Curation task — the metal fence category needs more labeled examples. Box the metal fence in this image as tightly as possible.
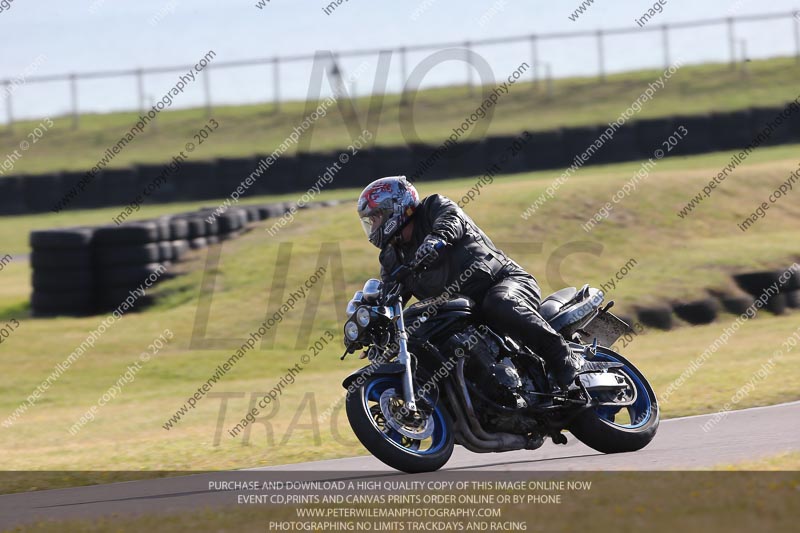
[2,9,799,130]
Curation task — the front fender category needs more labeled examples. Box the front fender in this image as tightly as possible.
[341,362,412,391]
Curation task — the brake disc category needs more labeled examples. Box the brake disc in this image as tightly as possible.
[379,388,435,440]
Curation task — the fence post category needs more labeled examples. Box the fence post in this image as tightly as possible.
[272,57,280,113]
[3,81,12,131]
[545,63,554,98]
[69,73,79,130]
[530,34,539,90]
[794,11,800,64]
[727,17,736,69]
[136,68,145,115]
[203,67,212,118]
[740,39,749,76]
[465,40,474,96]
[662,24,671,69]
[596,30,605,82]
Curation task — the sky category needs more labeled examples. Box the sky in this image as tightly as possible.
[1,0,799,121]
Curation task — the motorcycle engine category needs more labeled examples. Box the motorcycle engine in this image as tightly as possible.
[444,326,526,409]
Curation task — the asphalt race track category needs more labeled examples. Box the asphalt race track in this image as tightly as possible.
[1,401,798,529]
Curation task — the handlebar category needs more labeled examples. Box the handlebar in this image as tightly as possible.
[388,240,447,282]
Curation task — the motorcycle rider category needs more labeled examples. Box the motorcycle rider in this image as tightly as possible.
[357,175,584,390]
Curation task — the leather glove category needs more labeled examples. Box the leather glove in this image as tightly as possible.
[414,235,445,266]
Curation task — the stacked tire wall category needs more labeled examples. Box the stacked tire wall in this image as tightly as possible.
[28,201,332,316]
[5,103,800,215]
[631,265,800,331]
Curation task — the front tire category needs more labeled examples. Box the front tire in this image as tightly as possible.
[568,348,659,454]
[346,376,454,473]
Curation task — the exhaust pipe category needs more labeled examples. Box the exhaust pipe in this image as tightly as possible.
[442,360,528,453]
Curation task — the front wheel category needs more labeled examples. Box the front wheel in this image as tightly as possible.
[346,376,454,473]
[567,347,659,454]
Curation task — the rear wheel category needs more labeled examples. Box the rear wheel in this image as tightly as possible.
[568,348,659,453]
[346,376,454,473]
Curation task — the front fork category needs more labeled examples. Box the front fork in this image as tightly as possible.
[393,298,418,413]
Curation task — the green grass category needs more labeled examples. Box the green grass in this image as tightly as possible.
[715,451,800,470]
[1,143,799,479]
[2,56,800,175]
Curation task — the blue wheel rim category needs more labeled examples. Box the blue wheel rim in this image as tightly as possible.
[363,377,448,455]
[590,350,653,429]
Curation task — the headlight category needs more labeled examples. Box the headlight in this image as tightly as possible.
[344,321,360,341]
[356,307,371,328]
[346,291,364,317]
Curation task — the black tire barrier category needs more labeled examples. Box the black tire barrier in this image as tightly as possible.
[334,150,376,189]
[561,126,603,166]
[766,294,787,315]
[710,110,754,151]
[30,227,94,249]
[100,168,141,208]
[215,156,257,180]
[598,126,638,164]
[135,163,177,204]
[669,115,713,156]
[204,217,219,236]
[234,208,249,228]
[750,107,793,146]
[32,269,93,292]
[786,290,800,309]
[244,206,260,223]
[484,136,525,174]
[11,104,800,216]
[785,269,800,291]
[172,240,190,261]
[438,140,488,180]
[719,294,754,315]
[155,217,171,241]
[0,176,25,215]
[182,217,207,239]
[296,152,337,189]
[216,211,242,234]
[97,263,168,288]
[31,248,92,270]
[257,205,277,219]
[158,241,174,262]
[59,170,105,209]
[673,298,719,325]
[31,291,94,316]
[636,306,673,330]
[23,173,63,213]
[95,243,161,267]
[169,218,189,240]
[94,222,160,246]
[29,200,321,316]
[634,118,674,158]
[733,271,781,297]
[522,129,569,170]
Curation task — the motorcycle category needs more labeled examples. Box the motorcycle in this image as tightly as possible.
[340,244,659,473]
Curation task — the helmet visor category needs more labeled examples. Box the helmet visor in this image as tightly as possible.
[360,214,384,239]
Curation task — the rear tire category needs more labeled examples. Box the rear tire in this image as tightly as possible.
[568,348,659,454]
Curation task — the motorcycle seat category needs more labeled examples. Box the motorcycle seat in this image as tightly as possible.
[540,285,605,332]
[406,295,475,316]
[539,287,578,321]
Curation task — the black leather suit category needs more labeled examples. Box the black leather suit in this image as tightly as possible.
[378,194,572,372]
